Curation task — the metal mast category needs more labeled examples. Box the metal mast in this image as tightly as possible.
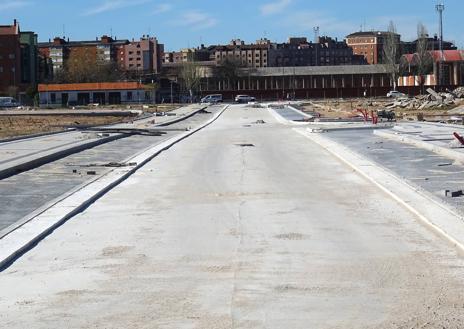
[436,3,445,86]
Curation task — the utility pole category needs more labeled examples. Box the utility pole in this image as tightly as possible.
[313,26,320,43]
[436,3,445,87]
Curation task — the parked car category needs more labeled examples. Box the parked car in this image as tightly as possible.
[235,95,256,103]
[386,90,406,98]
[0,97,20,108]
[200,94,223,104]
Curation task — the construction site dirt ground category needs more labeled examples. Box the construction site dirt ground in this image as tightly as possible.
[0,105,180,139]
[300,98,464,121]
[0,115,133,139]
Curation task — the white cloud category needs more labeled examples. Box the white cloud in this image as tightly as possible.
[260,0,292,16]
[0,0,32,10]
[83,0,150,16]
[174,10,218,30]
[152,3,172,15]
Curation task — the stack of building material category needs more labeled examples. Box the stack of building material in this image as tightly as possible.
[386,87,464,110]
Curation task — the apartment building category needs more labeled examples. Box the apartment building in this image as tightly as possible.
[214,39,270,68]
[0,20,39,94]
[0,20,22,92]
[346,31,401,64]
[401,34,457,54]
[163,46,212,64]
[38,36,130,76]
[124,36,164,74]
[268,36,366,67]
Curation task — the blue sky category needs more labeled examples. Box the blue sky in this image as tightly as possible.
[1,0,462,51]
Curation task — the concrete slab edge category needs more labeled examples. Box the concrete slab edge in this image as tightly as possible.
[295,128,464,252]
[374,130,464,163]
[0,105,229,271]
[0,134,126,180]
[0,129,75,145]
[267,108,309,126]
[157,106,207,126]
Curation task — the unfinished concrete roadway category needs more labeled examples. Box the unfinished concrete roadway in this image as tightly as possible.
[1,105,464,328]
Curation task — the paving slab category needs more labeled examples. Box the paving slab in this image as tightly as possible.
[0,105,228,270]
[1,105,464,328]
[0,105,205,179]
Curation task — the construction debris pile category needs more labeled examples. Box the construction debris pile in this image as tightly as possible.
[386,87,464,110]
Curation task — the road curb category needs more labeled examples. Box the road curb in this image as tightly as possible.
[295,128,464,252]
[374,129,464,163]
[0,105,228,271]
[0,106,205,180]
[0,133,126,180]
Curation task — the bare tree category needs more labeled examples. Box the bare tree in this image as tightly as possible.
[53,51,124,84]
[215,58,243,91]
[415,23,433,94]
[383,21,400,90]
[180,60,201,103]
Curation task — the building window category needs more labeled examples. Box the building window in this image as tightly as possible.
[0,67,3,73]
[137,51,141,55]
[129,58,133,61]
[127,91,132,100]
[9,54,15,59]
[50,93,56,103]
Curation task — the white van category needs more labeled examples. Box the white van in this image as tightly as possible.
[0,97,20,108]
[200,94,223,104]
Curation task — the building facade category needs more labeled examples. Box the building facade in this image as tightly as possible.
[346,31,401,65]
[38,36,130,77]
[399,50,464,87]
[163,46,212,64]
[38,35,164,78]
[38,82,149,106]
[124,36,164,74]
[20,31,38,86]
[0,20,22,93]
[268,36,366,67]
[401,35,457,54]
[214,39,270,68]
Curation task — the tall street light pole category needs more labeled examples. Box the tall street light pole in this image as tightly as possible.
[436,3,445,87]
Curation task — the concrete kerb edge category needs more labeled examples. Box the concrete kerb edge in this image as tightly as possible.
[0,133,127,180]
[294,128,464,252]
[267,107,309,126]
[157,106,207,127]
[0,129,76,145]
[0,105,203,180]
[374,129,464,163]
[0,105,229,271]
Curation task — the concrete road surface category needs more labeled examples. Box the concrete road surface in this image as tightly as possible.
[1,105,464,328]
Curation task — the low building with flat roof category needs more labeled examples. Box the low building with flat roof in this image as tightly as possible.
[38,82,150,106]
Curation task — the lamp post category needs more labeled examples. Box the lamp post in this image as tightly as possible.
[436,3,445,87]
[170,80,174,104]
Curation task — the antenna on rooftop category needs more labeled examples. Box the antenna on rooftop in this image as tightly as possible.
[62,24,66,38]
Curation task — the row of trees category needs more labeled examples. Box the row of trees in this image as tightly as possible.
[383,21,434,93]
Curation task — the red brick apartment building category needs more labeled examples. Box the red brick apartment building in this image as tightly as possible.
[0,20,21,92]
[38,35,164,78]
[346,31,400,64]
